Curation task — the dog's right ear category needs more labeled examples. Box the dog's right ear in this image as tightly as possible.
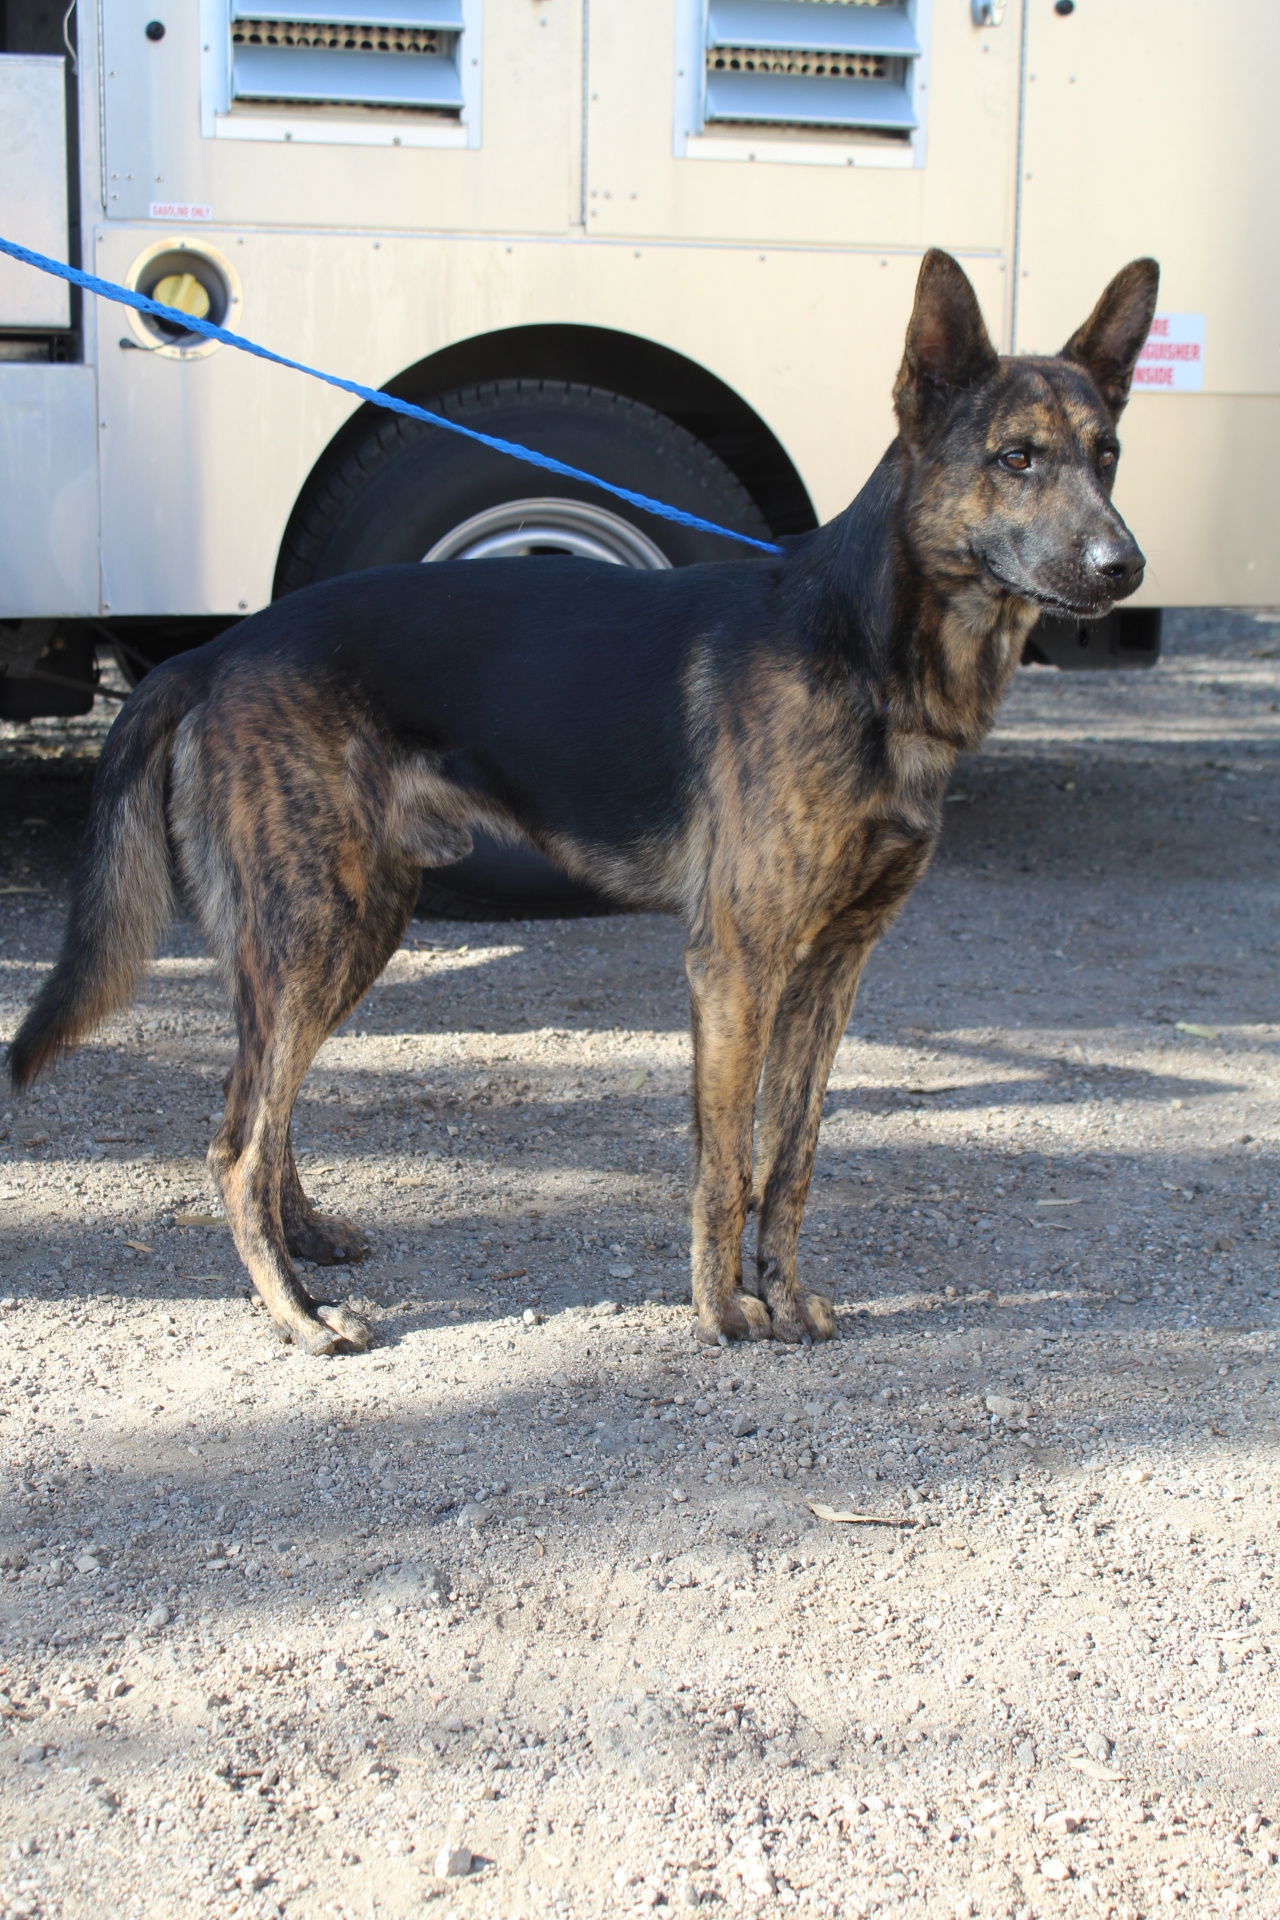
[894,250,999,446]
[1061,257,1160,419]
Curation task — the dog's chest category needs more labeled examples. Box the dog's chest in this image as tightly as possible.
[878,727,957,827]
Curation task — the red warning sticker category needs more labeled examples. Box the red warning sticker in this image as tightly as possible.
[149,201,214,222]
[1134,313,1204,393]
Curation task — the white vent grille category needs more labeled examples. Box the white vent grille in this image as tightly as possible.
[703,0,921,136]
[228,3,465,115]
[232,19,450,57]
[709,46,890,82]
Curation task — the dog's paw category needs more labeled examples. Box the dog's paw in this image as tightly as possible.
[767,1286,836,1346]
[286,1213,370,1266]
[293,1302,373,1356]
[697,1290,772,1345]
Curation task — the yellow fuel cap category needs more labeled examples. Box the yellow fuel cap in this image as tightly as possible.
[152,271,210,320]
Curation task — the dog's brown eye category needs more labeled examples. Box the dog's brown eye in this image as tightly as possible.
[999,448,1032,473]
[1099,448,1118,471]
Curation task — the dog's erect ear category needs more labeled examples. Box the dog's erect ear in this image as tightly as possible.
[1061,258,1160,418]
[894,250,999,444]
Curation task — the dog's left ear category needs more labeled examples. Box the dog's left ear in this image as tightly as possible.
[894,250,1000,445]
[1061,258,1160,418]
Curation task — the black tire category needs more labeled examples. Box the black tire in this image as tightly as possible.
[276,381,771,918]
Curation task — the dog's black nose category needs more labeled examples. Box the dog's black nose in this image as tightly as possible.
[1085,533,1145,594]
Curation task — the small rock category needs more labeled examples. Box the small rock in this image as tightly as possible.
[459,1501,492,1527]
[0,1539,29,1571]
[318,1653,347,1681]
[1039,1856,1071,1882]
[670,1487,689,1505]
[731,1411,756,1438]
[984,1393,1030,1422]
[74,1552,103,1574]
[19,1744,47,1765]
[1044,1811,1080,1836]
[1084,1730,1113,1762]
[434,1844,473,1879]
[102,1676,129,1700]
[608,1265,635,1281]
[1015,1738,1037,1771]
[593,1298,621,1317]
[522,1308,541,1326]
[143,1604,171,1631]
[734,1838,776,1898]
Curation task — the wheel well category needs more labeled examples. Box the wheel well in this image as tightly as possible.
[277,325,816,588]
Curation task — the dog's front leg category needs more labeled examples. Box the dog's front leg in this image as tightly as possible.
[755,850,934,1339]
[685,942,780,1344]
[752,936,868,1343]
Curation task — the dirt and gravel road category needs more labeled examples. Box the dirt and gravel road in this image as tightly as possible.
[0,609,1277,1920]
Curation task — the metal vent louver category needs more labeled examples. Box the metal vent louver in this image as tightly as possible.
[704,0,921,135]
[229,2,465,114]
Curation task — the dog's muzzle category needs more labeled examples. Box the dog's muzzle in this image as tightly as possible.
[1083,530,1145,600]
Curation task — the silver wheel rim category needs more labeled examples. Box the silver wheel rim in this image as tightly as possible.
[422,496,672,568]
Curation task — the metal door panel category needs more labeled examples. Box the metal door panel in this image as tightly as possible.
[0,57,70,329]
[0,368,98,616]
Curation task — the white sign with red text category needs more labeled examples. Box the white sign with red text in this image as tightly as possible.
[1134,312,1205,393]
[149,201,213,222]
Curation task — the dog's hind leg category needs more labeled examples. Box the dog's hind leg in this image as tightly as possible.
[215,1034,362,1354]
[175,691,426,1348]
[685,940,782,1345]
[213,1075,369,1267]
[273,862,424,1267]
[212,855,420,1349]
[280,1141,371,1267]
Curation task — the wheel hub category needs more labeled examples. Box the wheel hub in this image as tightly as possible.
[422,496,672,568]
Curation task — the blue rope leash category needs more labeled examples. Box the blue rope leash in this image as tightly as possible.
[0,233,783,556]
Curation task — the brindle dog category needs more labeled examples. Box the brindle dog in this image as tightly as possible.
[9,251,1158,1356]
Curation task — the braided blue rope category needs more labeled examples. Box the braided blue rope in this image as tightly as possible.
[0,233,783,556]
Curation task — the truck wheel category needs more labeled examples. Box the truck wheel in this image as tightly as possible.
[277,381,771,918]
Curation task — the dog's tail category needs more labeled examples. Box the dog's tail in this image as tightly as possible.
[9,661,195,1090]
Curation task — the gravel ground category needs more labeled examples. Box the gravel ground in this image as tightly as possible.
[0,609,1277,1920]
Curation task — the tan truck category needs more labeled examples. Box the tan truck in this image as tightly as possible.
[1,1,1274,723]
